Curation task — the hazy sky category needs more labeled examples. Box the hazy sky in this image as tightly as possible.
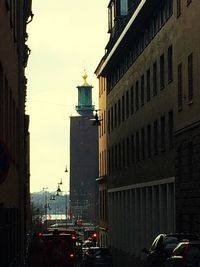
[26,0,109,193]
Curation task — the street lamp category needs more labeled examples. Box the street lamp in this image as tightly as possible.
[42,187,48,231]
[50,195,55,201]
[91,109,102,126]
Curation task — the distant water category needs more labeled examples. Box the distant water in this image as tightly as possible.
[42,214,67,221]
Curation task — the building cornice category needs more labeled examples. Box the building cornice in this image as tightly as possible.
[108,177,175,193]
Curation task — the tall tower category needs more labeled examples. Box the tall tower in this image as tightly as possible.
[69,73,99,225]
[76,72,94,116]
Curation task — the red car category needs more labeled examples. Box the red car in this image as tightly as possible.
[42,232,77,267]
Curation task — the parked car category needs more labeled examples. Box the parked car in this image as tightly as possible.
[142,233,200,267]
[81,247,113,267]
[164,240,200,267]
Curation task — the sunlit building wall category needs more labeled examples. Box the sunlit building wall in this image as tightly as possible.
[95,59,108,247]
[95,0,199,266]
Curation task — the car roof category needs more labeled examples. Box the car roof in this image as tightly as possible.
[179,240,200,245]
[167,233,199,237]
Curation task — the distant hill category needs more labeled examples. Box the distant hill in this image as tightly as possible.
[31,191,69,215]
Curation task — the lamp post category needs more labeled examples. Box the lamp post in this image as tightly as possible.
[42,187,48,231]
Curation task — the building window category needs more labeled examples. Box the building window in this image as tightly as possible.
[126,90,129,118]
[141,128,145,160]
[153,61,157,96]
[5,0,10,10]
[122,95,125,121]
[5,77,8,142]
[154,120,158,155]
[177,0,181,17]
[168,0,173,16]
[130,86,134,115]
[136,80,139,110]
[131,134,135,163]
[177,145,182,181]
[118,99,121,126]
[141,75,144,106]
[111,146,114,171]
[168,110,174,149]
[136,132,140,161]
[147,124,151,158]
[168,45,173,82]
[146,68,151,102]
[108,110,110,133]
[118,143,121,169]
[114,145,118,170]
[188,53,193,102]
[114,103,117,128]
[99,153,102,177]
[126,137,130,166]
[111,106,114,131]
[177,63,183,110]
[104,110,106,134]
[0,62,3,139]
[161,116,166,152]
[160,54,165,89]
[108,1,115,32]
[188,141,193,180]
[108,148,111,174]
[122,140,125,167]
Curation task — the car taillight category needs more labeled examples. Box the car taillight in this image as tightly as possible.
[69,253,75,258]
[181,244,189,265]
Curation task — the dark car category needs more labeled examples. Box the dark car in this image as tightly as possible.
[142,233,200,267]
[81,247,113,267]
[164,240,200,267]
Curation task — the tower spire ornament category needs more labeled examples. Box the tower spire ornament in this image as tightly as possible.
[76,71,94,116]
[82,71,89,86]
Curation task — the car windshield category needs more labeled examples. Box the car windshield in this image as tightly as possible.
[162,236,181,257]
[163,236,179,250]
[95,248,110,255]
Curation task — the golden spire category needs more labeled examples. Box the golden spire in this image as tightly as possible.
[82,70,89,86]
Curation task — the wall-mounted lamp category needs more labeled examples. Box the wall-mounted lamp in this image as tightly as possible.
[91,110,102,126]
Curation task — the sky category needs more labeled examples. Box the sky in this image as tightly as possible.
[26,0,109,193]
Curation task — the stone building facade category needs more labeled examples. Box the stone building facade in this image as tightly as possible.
[96,0,200,266]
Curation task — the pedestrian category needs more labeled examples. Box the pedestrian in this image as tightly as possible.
[27,232,47,267]
[46,229,69,267]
